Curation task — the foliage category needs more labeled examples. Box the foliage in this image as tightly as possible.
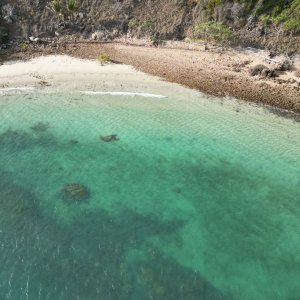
[207,0,223,14]
[128,19,155,37]
[128,18,139,28]
[98,54,111,64]
[49,0,79,22]
[259,14,271,26]
[150,35,163,47]
[255,0,300,19]
[20,43,29,51]
[0,26,9,43]
[66,0,79,13]
[194,21,234,46]
[51,0,61,13]
[289,0,300,18]
[141,21,155,34]
[259,6,300,34]
[256,1,300,54]
[284,18,300,33]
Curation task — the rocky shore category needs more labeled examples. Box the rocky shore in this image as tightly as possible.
[1,39,300,114]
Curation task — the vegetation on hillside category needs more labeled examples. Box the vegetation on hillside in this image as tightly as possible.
[192,0,300,53]
[50,0,79,21]
[194,21,235,47]
[1,0,299,53]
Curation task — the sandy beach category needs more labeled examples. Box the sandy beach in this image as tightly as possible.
[0,54,197,99]
[1,42,300,114]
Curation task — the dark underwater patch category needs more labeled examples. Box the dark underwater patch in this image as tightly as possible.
[0,128,57,152]
[30,121,50,133]
[0,173,224,299]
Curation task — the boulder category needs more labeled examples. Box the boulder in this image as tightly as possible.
[249,64,269,76]
[91,31,106,40]
[275,59,292,72]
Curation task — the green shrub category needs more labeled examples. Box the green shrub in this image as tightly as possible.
[66,0,79,12]
[284,18,300,33]
[259,14,271,25]
[51,0,61,13]
[128,18,139,28]
[141,21,155,34]
[259,7,300,34]
[20,43,29,51]
[150,35,163,47]
[194,21,235,46]
[98,54,111,64]
[288,0,300,19]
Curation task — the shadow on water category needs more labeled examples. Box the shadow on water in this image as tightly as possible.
[0,171,225,300]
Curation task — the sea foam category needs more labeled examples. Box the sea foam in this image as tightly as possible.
[79,91,167,98]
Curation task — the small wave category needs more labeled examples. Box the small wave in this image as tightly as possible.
[79,91,167,99]
[0,87,35,95]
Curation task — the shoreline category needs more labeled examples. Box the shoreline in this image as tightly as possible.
[1,41,300,114]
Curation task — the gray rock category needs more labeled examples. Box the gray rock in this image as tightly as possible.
[249,64,269,76]
[275,59,292,72]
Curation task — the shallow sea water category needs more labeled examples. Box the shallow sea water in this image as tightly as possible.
[0,91,300,300]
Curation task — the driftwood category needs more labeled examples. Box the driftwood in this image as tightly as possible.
[253,54,279,64]
[256,54,280,64]
[246,47,280,64]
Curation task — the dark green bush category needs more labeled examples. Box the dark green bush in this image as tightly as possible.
[194,21,235,46]
[0,26,9,43]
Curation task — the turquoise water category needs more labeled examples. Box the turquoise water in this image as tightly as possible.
[0,91,300,300]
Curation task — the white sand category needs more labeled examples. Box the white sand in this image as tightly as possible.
[0,55,198,98]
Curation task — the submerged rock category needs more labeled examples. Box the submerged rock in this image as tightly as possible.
[100,134,119,142]
[30,121,50,132]
[62,183,90,202]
